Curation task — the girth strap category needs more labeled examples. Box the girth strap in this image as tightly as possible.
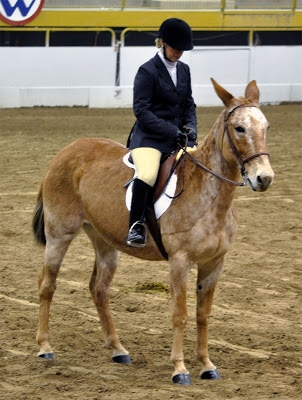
[145,206,168,260]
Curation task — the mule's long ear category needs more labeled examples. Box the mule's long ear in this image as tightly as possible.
[211,78,234,107]
[245,80,259,104]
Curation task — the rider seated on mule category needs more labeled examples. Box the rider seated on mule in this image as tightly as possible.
[126,18,198,248]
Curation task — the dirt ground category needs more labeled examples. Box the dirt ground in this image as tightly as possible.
[0,103,301,400]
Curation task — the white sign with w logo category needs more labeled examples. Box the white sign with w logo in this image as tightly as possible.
[0,0,45,26]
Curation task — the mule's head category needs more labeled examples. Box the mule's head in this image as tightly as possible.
[211,78,274,192]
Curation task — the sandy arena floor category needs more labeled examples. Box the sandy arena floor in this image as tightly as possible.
[0,103,301,399]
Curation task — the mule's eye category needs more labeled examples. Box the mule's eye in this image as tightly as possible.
[235,126,245,133]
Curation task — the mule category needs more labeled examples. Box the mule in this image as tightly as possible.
[32,78,274,385]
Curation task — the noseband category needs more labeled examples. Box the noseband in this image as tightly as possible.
[182,105,270,187]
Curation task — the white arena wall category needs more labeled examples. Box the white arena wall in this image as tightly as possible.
[0,46,301,108]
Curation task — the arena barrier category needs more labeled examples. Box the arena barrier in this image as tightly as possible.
[0,45,301,108]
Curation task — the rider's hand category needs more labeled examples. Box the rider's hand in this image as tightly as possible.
[176,129,187,147]
[185,127,197,142]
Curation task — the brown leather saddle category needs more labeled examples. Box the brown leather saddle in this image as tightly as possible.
[153,151,178,202]
[126,151,179,260]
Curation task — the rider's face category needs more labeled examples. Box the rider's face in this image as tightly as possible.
[164,44,184,62]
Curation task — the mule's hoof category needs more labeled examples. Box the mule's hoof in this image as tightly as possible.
[112,354,131,364]
[37,352,55,361]
[200,369,221,380]
[172,373,192,385]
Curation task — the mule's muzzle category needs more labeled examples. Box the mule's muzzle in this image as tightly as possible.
[248,173,274,192]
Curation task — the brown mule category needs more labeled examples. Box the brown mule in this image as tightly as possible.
[33,78,274,385]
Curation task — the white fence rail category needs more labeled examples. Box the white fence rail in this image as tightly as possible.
[0,46,301,108]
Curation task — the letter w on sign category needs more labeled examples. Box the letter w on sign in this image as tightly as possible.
[0,0,44,25]
[1,0,36,17]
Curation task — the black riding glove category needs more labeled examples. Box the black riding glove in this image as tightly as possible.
[176,129,187,147]
[186,128,197,143]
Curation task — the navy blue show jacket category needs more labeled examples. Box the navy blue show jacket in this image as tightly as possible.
[127,53,197,154]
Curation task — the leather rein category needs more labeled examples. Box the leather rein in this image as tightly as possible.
[180,105,270,187]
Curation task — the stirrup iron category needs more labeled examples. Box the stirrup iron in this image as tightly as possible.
[126,221,147,248]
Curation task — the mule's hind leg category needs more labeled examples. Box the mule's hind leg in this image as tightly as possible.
[36,235,74,360]
[84,223,131,364]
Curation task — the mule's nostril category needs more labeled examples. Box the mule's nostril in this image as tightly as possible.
[258,175,273,191]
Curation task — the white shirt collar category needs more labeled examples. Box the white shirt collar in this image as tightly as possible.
[157,50,177,86]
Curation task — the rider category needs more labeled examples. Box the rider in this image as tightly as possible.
[126,18,198,248]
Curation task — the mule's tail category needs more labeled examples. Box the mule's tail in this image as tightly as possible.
[32,183,46,246]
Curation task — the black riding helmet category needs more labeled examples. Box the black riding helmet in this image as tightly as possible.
[157,18,193,51]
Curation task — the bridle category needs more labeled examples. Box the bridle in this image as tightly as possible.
[181,105,270,187]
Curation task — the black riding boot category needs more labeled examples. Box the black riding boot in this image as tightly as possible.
[126,179,152,248]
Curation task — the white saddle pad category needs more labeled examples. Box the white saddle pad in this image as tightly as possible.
[123,153,177,219]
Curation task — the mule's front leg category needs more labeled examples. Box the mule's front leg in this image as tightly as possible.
[196,259,224,379]
[169,257,192,385]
